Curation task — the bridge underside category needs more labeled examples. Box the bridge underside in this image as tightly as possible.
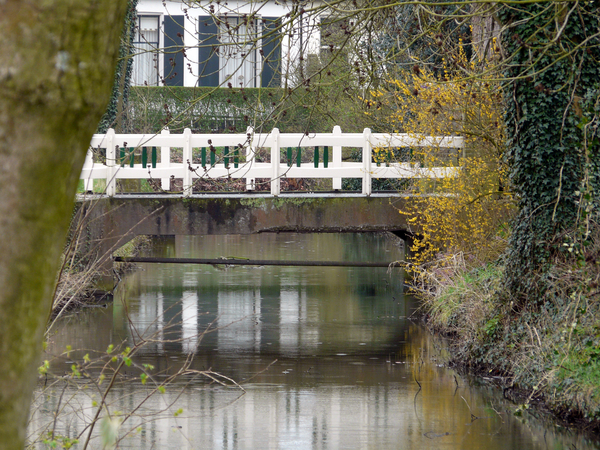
[74,194,415,269]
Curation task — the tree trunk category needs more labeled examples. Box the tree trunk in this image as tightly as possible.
[0,1,128,448]
[499,3,600,303]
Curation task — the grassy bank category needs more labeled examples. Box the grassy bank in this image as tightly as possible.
[416,250,600,432]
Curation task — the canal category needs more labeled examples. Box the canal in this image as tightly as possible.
[31,233,600,449]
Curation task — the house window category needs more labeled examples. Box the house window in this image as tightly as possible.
[132,16,160,86]
[198,16,279,88]
[218,16,258,88]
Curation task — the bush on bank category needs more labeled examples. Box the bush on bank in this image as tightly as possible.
[365,42,508,266]
[417,238,600,428]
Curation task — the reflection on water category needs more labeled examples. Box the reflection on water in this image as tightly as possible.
[115,233,409,361]
[31,233,600,449]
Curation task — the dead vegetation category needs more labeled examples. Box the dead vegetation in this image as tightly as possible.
[48,201,151,328]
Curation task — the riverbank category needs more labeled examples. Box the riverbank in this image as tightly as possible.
[50,235,150,320]
[414,251,600,435]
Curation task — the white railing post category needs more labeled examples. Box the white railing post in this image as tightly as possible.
[106,128,116,197]
[332,126,342,190]
[245,126,255,191]
[271,128,280,196]
[182,128,193,197]
[362,128,372,196]
[161,128,170,190]
[83,149,94,192]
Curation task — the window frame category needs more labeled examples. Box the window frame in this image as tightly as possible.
[132,14,161,86]
[217,15,260,88]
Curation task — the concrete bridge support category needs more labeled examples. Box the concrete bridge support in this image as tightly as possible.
[72,195,415,272]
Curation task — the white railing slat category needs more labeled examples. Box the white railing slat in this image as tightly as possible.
[106,129,116,197]
[270,128,281,196]
[160,129,171,190]
[362,128,372,196]
[332,126,342,190]
[245,127,256,191]
[182,128,193,197]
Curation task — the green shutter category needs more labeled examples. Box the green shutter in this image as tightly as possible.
[198,16,220,87]
[261,17,281,88]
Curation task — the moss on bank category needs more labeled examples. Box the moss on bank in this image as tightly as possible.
[417,252,600,431]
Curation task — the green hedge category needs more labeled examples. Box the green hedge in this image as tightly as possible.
[125,86,342,134]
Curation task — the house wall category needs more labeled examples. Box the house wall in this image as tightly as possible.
[135,0,323,88]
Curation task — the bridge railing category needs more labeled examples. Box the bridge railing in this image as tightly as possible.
[81,126,463,196]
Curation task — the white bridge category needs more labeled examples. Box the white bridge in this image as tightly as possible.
[82,126,463,197]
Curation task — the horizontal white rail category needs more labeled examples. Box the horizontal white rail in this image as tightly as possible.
[81,126,463,197]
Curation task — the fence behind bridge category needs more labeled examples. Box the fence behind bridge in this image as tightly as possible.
[81,126,463,196]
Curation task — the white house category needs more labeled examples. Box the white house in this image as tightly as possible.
[133,0,325,89]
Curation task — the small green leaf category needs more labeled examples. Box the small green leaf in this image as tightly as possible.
[63,438,79,449]
[42,439,57,448]
[100,416,120,449]
[106,344,114,354]
[158,386,166,394]
[71,364,81,378]
[38,360,50,375]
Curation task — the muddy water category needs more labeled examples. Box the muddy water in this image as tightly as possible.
[31,233,600,449]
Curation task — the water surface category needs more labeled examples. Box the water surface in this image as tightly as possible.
[32,233,600,449]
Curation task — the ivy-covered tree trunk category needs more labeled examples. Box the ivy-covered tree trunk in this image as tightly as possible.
[499,3,600,303]
[0,2,128,449]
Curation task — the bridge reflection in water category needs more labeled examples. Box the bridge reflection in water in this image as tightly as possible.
[30,234,597,450]
[117,233,408,358]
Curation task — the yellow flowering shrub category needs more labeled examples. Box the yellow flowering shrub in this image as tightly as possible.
[368,42,511,264]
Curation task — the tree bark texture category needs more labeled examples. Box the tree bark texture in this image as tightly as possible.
[0,1,128,448]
